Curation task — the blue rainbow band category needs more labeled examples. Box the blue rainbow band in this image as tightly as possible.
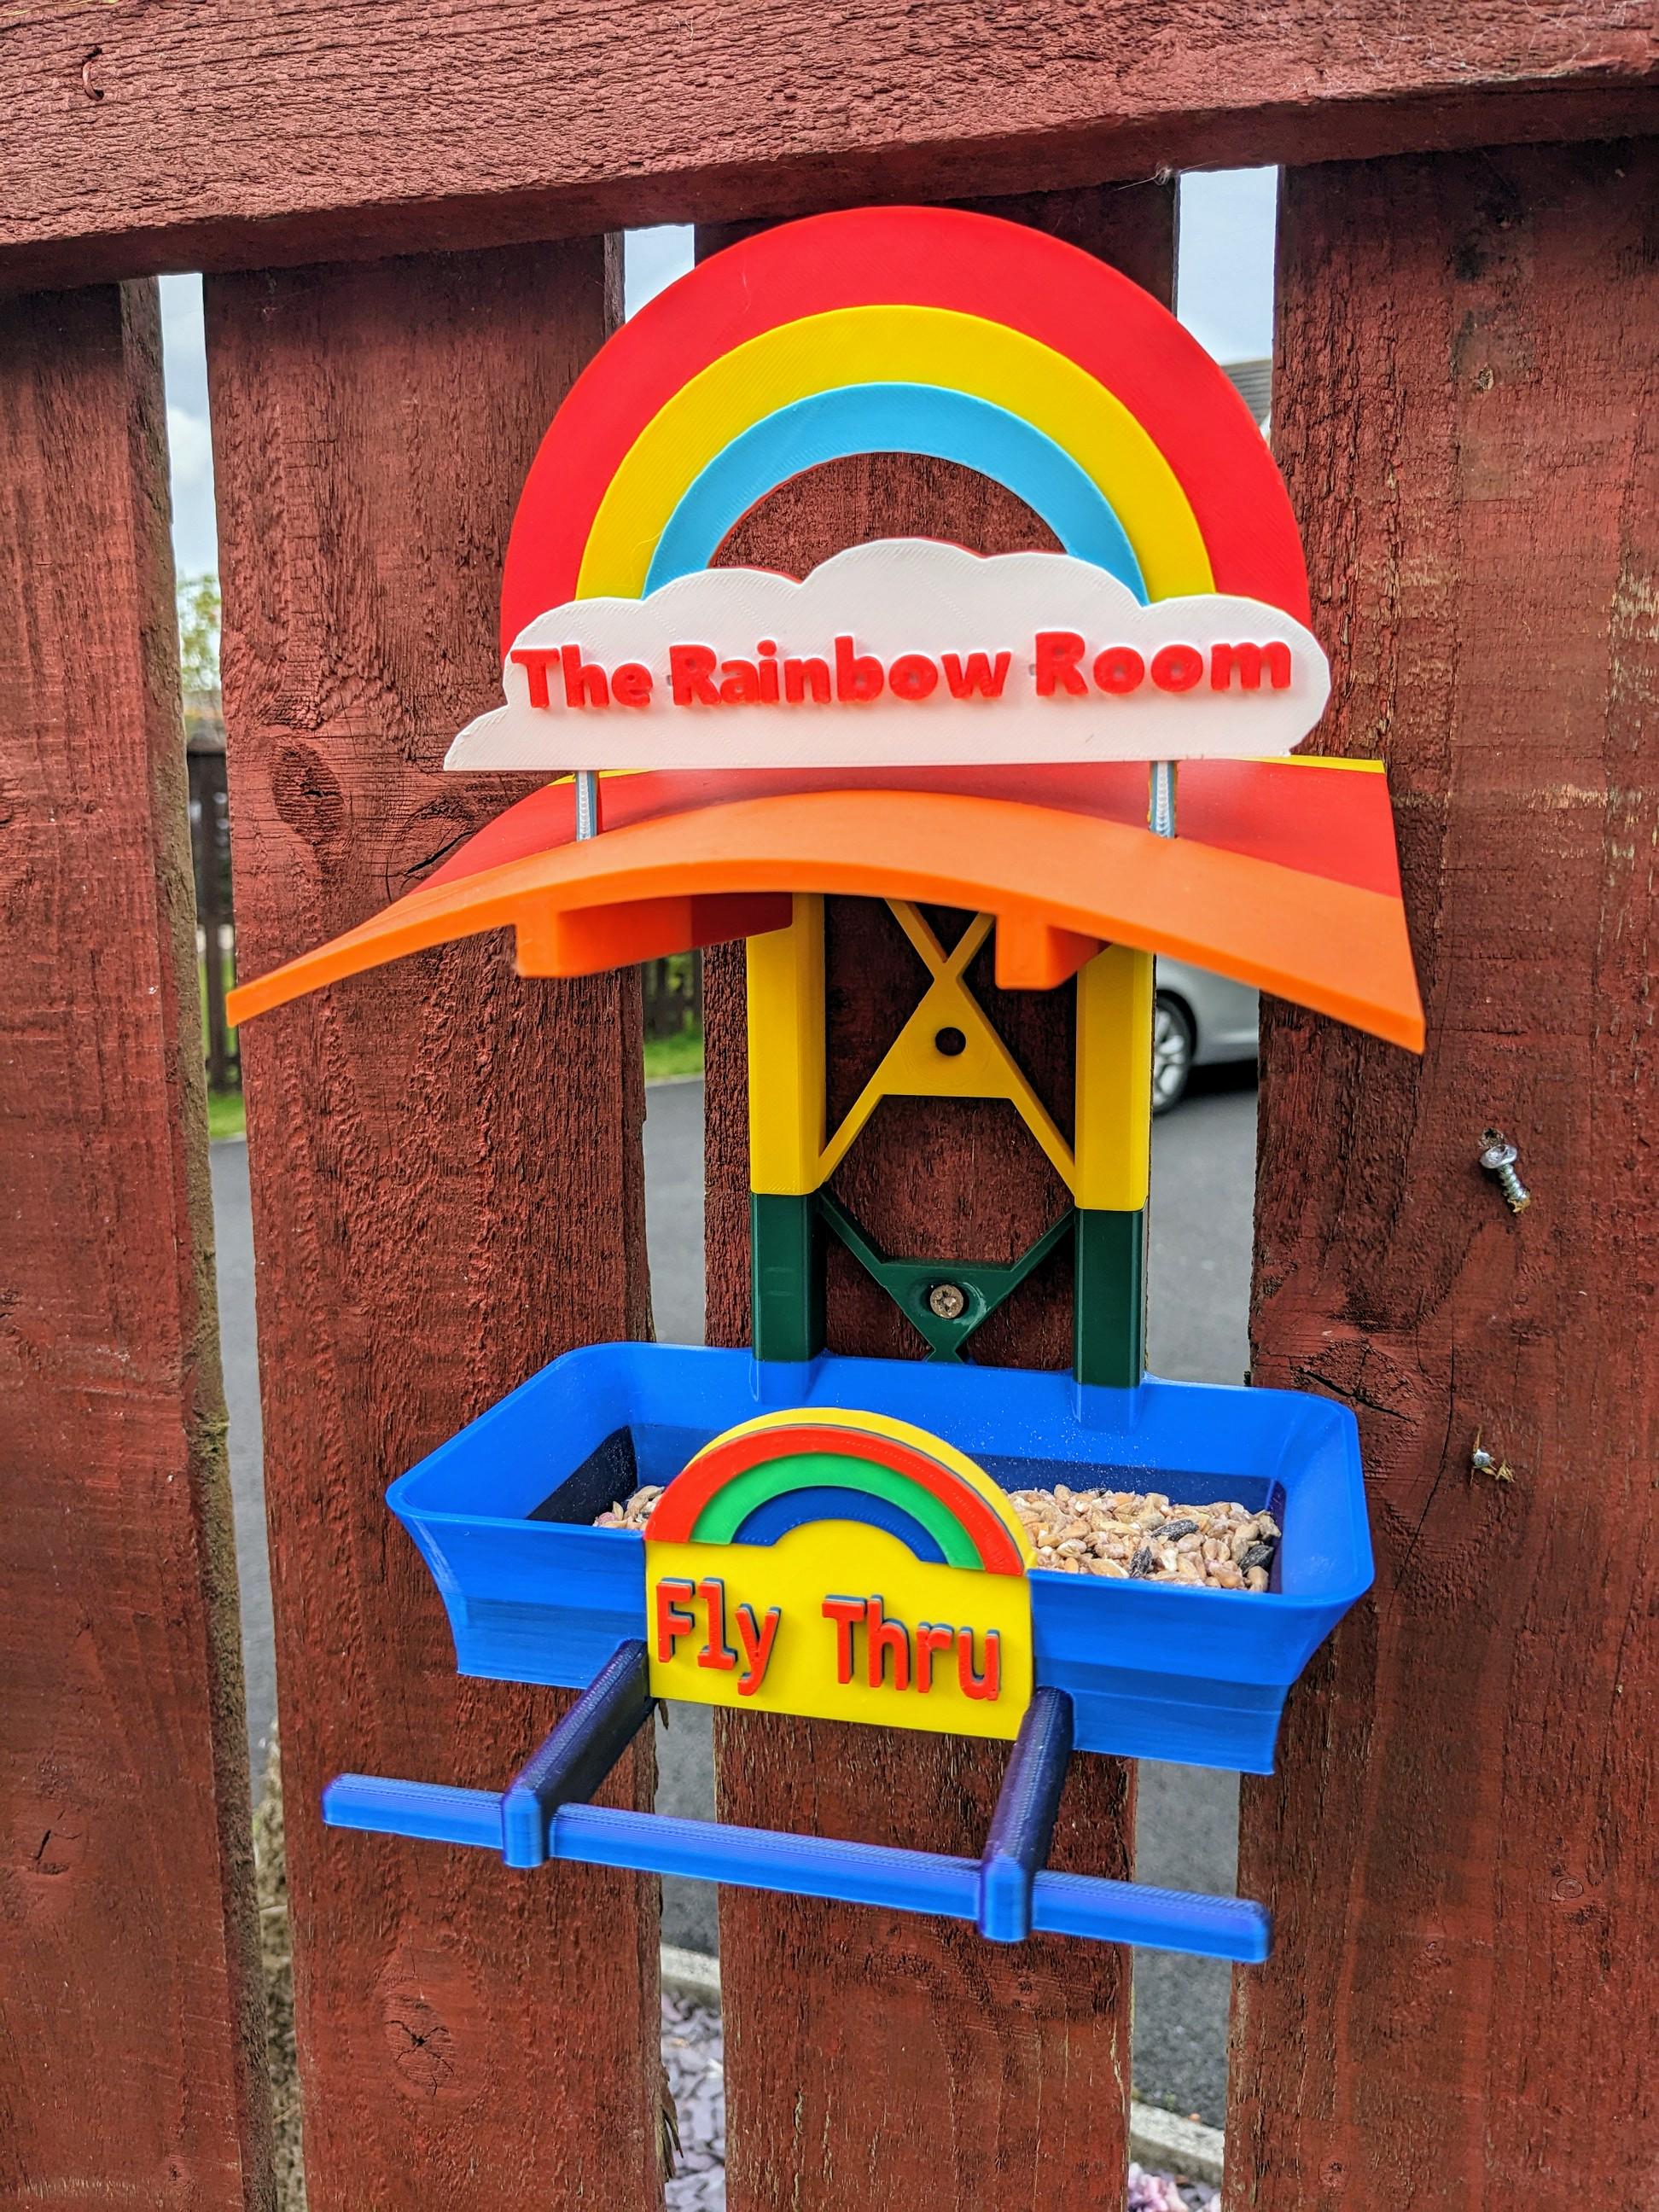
[729,1484,948,1565]
[643,383,1148,598]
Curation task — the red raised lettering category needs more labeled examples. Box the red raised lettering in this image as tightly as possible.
[864,1598,911,1691]
[719,658,761,705]
[509,647,560,709]
[783,655,831,704]
[734,1604,782,1697]
[916,1622,957,1692]
[669,643,719,706]
[561,643,609,708]
[1150,643,1205,694]
[655,1578,696,1663]
[957,1627,1001,1702]
[1210,640,1292,690]
[822,1596,866,1685]
[943,650,1010,700]
[696,1578,738,1671]
[888,653,939,702]
[755,640,781,704]
[610,661,654,707]
[1093,645,1145,695]
[1035,631,1087,696]
[835,634,883,702]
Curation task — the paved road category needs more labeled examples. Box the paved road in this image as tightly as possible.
[211,1062,1255,2127]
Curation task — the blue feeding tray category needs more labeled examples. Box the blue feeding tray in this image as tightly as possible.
[323,1341,1370,1961]
[385,1342,1371,1778]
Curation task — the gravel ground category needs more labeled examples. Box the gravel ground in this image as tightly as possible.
[661,1992,726,2209]
[661,1989,1218,2211]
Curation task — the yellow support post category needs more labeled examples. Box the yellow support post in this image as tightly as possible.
[1074,946,1154,1213]
[746,894,826,1196]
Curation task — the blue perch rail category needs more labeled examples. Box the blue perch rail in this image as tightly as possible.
[323,1639,1271,1963]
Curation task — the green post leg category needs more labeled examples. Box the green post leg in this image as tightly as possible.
[1073,1208,1146,1388]
[750,1191,824,1362]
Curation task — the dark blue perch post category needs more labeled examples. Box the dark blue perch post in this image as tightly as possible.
[501,1640,655,1867]
[978,1685,1074,1942]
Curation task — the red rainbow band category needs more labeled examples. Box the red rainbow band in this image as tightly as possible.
[498,206,1309,650]
[644,1422,1027,1577]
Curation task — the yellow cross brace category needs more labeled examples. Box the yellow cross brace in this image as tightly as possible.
[746,896,1151,1210]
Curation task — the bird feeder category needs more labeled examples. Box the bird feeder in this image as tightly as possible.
[229,207,1423,1964]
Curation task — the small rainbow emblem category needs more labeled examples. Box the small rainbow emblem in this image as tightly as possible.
[498,205,1309,649]
[645,1407,1033,1576]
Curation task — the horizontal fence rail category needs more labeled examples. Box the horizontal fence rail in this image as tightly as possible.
[0,2,1654,286]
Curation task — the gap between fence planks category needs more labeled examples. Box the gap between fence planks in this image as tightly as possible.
[1230,139,1659,2210]
[0,282,273,2207]
[206,242,665,2211]
[698,184,1173,2212]
[1,3,1655,289]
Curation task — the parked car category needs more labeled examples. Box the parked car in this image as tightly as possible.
[1153,959,1259,1113]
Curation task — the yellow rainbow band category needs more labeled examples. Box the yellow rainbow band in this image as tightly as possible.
[577,306,1215,605]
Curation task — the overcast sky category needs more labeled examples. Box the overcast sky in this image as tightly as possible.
[160,168,1277,583]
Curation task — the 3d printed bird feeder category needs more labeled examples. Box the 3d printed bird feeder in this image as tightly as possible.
[228,205,1423,1964]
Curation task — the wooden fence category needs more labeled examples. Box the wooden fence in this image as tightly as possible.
[187,725,692,1091]
[2,17,1654,2209]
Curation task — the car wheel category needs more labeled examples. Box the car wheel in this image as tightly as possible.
[1152,993,1195,1115]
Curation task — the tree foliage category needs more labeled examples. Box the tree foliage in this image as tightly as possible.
[177,572,221,699]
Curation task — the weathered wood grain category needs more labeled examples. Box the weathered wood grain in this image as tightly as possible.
[2,3,1655,288]
[1228,139,1658,2210]
[0,282,273,2207]
[701,184,1175,2212]
[206,242,664,2210]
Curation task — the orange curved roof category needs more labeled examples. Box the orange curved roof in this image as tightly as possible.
[227,783,1423,1051]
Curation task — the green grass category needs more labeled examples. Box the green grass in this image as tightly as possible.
[200,948,247,1138]
[207,1087,246,1140]
[643,1022,706,1080]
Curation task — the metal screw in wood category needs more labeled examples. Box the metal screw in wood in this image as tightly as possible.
[928,1282,968,1321]
[1479,1131,1530,1212]
[1470,1430,1514,1483]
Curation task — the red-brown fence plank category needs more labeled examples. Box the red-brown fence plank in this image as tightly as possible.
[0,281,273,2209]
[701,183,1173,2212]
[2,3,1655,289]
[206,242,663,2210]
[1229,138,1658,2211]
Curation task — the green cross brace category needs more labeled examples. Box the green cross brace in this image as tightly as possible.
[817,1189,1076,1362]
[749,1189,1145,1382]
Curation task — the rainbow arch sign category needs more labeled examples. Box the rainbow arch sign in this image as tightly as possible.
[445,206,1331,777]
[644,1409,1037,1739]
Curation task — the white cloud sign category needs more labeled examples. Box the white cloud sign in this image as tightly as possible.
[445,540,1330,774]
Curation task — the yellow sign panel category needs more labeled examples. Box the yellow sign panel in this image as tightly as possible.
[646,1522,1033,1741]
